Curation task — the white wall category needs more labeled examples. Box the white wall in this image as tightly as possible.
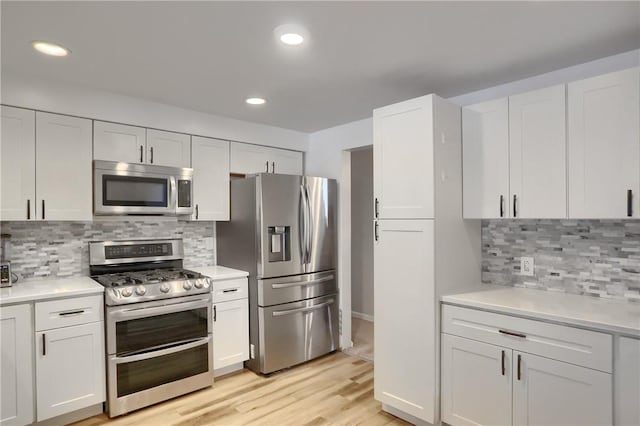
[306,117,373,179]
[1,72,309,151]
[350,147,374,318]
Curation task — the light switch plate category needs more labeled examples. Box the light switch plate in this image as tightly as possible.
[521,257,534,276]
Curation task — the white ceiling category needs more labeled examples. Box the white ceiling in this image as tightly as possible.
[2,1,639,132]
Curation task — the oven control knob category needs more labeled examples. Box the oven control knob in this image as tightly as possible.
[160,283,171,293]
[121,287,133,297]
[203,279,211,289]
[194,280,203,289]
[183,282,193,290]
[135,286,146,296]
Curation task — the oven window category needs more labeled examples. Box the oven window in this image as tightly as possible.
[117,343,208,397]
[116,307,208,355]
[103,175,168,207]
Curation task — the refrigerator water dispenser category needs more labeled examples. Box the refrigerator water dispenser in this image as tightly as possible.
[268,226,290,262]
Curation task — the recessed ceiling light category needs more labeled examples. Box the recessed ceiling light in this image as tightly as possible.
[274,24,308,47]
[246,97,266,105]
[280,33,304,46]
[32,41,69,57]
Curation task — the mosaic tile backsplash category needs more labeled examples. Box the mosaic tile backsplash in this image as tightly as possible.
[482,220,640,302]
[0,220,215,281]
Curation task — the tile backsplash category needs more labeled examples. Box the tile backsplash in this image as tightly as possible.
[0,220,215,282]
[482,219,640,302]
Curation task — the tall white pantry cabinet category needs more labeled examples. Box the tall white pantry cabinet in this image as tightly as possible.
[373,94,482,424]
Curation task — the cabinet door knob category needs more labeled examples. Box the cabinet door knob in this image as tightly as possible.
[195,204,199,220]
[499,195,504,218]
[42,333,46,356]
[628,190,633,217]
[265,161,269,172]
[513,194,517,218]
[150,146,154,164]
[375,198,380,219]
[27,199,31,220]
[213,305,217,322]
[140,145,144,162]
[42,200,45,220]
[374,221,379,241]
[501,350,505,376]
[272,162,275,173]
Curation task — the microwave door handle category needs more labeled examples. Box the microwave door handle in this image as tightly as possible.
[170,177,176,211]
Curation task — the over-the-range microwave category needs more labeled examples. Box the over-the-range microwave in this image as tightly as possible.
[93,160,193,216]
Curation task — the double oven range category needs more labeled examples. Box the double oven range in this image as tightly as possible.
[89,239,213,417]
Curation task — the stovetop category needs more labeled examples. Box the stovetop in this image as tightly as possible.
[93,268,202,288]
[92,267,212,306]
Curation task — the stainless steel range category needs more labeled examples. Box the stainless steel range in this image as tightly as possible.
[89,239,213,417]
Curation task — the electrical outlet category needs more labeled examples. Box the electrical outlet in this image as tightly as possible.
[521,257,535,276]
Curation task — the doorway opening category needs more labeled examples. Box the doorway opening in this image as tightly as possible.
[344,146,374,361]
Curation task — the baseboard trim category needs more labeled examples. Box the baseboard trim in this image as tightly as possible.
[214,362,245,378]
[352,311,374,322]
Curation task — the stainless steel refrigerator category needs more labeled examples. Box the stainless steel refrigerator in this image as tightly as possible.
[217,173,338,374]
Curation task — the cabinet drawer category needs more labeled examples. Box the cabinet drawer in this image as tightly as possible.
[36,295,103,331]
[212,278,248,303]
[442,304,612,372]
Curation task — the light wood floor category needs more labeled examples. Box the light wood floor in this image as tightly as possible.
[344,317,374,361]
[73,352,409,426]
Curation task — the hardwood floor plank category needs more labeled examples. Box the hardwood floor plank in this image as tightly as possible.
[72,352,411,426]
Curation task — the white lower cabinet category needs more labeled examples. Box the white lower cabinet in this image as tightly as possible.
[213,298,249,370]
[35,298,105,422]
[0,304,34,426]
[441,334,512,426]
[615,337,640,426]
[513,351,612,426]
[441,305,613,426]
[211,277,249,374]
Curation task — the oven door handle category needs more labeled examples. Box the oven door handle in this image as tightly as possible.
[110,298,210,320]
[113,336,211,364]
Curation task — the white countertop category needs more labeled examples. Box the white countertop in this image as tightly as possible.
[190,265,249,281]
[442,287,640,337]
[0,276,104,306]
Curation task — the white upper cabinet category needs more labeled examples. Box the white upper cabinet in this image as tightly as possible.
[94,123,190,168]
[374,95,435,219]
[191,136,230,221]
[462,98,510,219]
[568,68,640,218]
[230,142,303,175]
[146,129,191,168]
[269,149,303,175]
[94,121,147,164]
[0,304,34,426]
[35,112,93,221]
[1,106,36,221]
[509,84,567,218]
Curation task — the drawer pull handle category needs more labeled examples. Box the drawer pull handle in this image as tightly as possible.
[59,310,85,316]
[222,289,238,293]
[498,329,526,339]
[517,354,522,381]
[501,350,505,376]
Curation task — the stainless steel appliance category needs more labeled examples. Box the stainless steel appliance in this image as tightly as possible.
[93,160,193,216]
[89,239,213,417]
[217,173,338,374]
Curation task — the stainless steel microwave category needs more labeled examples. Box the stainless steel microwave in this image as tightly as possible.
[94,160,193,216]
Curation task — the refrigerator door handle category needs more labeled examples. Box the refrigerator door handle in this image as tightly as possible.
[304,184,313,265]
[300,184,309,265]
